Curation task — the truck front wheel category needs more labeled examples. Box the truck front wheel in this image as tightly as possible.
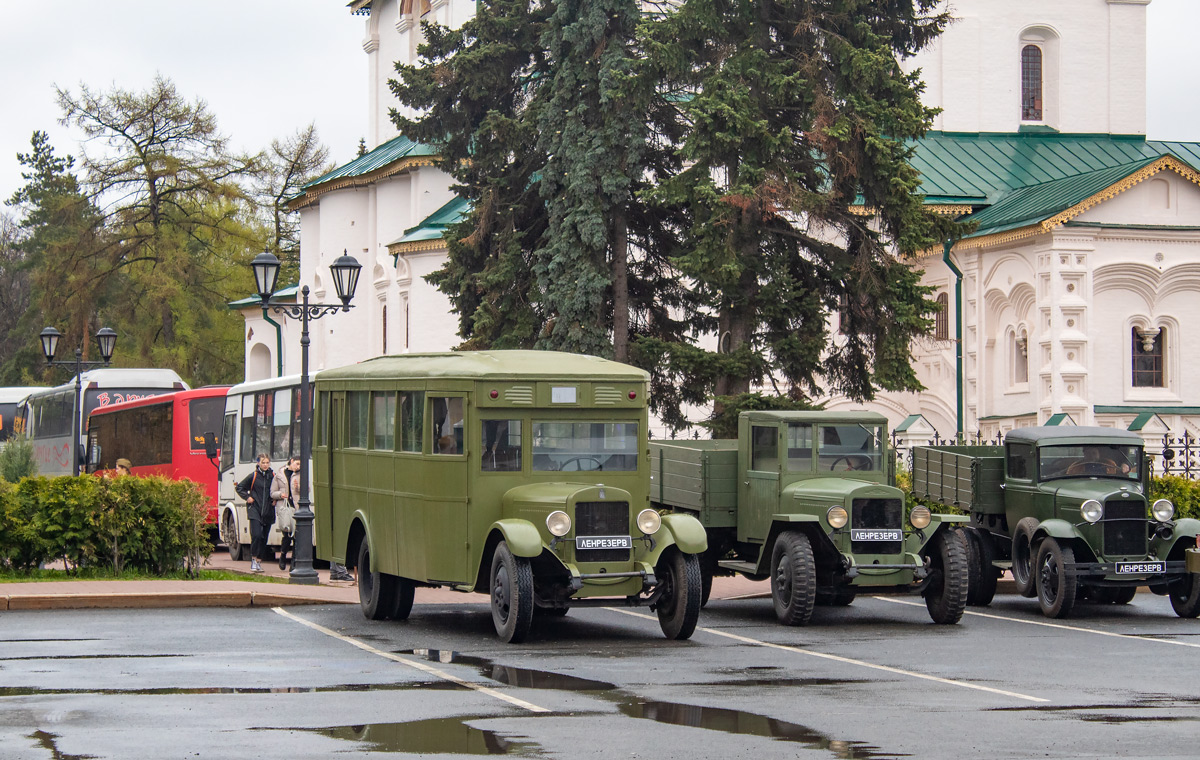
[924,529,968,624]
[655,547,701,640]
[1035,538,1077,618]
[1170,574,1200,618]
[490,541,535,643]
[771,532,817,626]
[1011,518,1040,598]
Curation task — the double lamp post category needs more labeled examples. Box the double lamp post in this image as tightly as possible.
[250,250,361,585]
[38,326,118,477]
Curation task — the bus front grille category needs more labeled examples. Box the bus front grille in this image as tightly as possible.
[575,501,630,562]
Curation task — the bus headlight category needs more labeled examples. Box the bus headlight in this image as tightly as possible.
[1080,499,1103,524]
[637,509,661,535]
[546,510,572,537]
[909,506,932,530]
[826,506,848,529]
[1152,499,1175,522]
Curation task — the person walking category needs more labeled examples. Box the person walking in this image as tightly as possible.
[272,457,300,570]
[235,454,276,573]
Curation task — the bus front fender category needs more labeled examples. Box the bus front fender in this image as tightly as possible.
[657,513,708,556]
[489,519,545,558]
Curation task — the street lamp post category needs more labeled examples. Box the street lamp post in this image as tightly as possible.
[251,250,361,585]
[39,326,118,477]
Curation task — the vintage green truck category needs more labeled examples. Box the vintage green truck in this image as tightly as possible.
[911,426,1200,619]
[650,411,970,625]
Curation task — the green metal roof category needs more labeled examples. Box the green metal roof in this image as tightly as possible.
[228,284,298,309]
[1045,413,1075,426]
[303,134,437,191]
[1127,412,1161,431]
[390,196,471,247]
[895,413,925,432]
[1095,405,1200,415]
[909,132,1200,239]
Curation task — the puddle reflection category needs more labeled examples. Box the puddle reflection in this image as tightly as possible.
[406,649,615,691]
[296,717,541,755]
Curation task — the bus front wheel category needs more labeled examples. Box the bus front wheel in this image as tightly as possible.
[224,512,247,562]
[490,541,534,644]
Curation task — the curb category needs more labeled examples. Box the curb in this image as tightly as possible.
[3,590,354,611]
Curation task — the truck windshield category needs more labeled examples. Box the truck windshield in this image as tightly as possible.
[817,424,883,472]
[1038,444,1141,481]
[532,421,638,472]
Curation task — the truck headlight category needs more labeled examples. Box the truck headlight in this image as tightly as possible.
[909,506,932,530]
[637,509,661,535]
[826,506,848,529]
[1152,499,1175,522]
[1080,499,1103,524]
[546,510,572,537]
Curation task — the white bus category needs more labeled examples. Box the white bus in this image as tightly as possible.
[216,374,313,560]
[0,387,40,449]
[21,369,188,475]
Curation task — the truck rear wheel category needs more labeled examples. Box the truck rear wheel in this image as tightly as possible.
[965,527,998,606]
[1011,518,1040,598]
[490,541,535,643]
[771,532,817,626]
[1035,538,1077,618]
[924,529,968,624]
[358,540,399,621]
[1170,574,1200,618]
[655,547,701,640]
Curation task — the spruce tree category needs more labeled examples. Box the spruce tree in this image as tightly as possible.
[633,0,964,435]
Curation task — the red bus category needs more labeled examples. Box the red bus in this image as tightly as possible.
[85,386,230,524]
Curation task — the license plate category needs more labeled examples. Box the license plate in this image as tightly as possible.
[1115,561,1165,574]
[851,529,903,542]
[577,535,632,551]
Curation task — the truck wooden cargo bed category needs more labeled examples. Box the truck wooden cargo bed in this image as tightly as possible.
[911,445,1006,515]
[650,440,738,527]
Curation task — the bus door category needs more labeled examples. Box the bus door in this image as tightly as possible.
[423,394,469,583]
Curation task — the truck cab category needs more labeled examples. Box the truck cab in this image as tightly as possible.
[913,426,1200,619]
[652,411,969,625]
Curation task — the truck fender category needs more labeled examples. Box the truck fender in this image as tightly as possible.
[1171,517,1200,539]
[488,519,545,558]
[908,516,966,553]
[1035,518,1078,542]
[657,513,708,556]
[758,514,826,576]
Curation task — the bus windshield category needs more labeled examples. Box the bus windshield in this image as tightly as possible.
[531,421,638,472]
[1039,444,1141,481]
[188,397,226,451]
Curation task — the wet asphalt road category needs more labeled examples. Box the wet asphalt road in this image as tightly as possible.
[1,591,1198,759]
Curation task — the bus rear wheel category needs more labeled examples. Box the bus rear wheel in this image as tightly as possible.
[490,541,534,643]
[358,540,398,621]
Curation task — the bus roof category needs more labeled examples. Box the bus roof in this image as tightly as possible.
[88,386,230,416]
[23,368,187,399]
[226,374,315,395]
[316,351,651,382]
[0,387,41,404]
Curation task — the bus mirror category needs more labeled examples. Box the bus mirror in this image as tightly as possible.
[203,432,218,459]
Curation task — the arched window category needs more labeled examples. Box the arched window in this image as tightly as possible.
[934,293,949,341]
[382,304,388,354]
[1021,45,1043,121]
[1011,329,1028,385]
[1132,327,1165,387]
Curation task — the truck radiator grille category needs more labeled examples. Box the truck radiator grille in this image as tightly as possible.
[851,498,903,554]
[1103,499,1147,558]
[575,501,630,562]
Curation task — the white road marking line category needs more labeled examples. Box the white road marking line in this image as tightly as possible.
[609,608,1047,703]
[272,608,550,713]
[875,596,1200,649]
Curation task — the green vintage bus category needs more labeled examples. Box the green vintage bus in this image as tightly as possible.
[313,351,707,643]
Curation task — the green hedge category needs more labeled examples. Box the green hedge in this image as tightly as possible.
[897,468,1200,522]
[0,475,212,575]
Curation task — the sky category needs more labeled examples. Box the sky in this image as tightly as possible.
[1,0,1199,205]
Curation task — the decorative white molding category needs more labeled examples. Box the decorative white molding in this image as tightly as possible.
[362,34,380,53]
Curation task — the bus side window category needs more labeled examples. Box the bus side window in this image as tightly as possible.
[399,391,424,453]
[239,395,255,463]
[432,397,464,455]
[220,412,236,472]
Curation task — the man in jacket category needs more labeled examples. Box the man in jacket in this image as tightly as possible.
[235,453,275,573]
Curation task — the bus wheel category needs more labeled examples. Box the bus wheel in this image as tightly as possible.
[924,529,969,624]
[387,577,416,621]
[358,540,398,621]
[490,541,534,643]
[655,547,701,640]
[771,531,816,626]
[1035,538,1077,619]
[1170,574,1200,618]
[224,512,247,562]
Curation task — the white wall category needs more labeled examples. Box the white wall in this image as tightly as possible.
[905,0,1148,134]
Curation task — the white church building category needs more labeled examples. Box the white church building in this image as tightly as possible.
[239,0,1200,443]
